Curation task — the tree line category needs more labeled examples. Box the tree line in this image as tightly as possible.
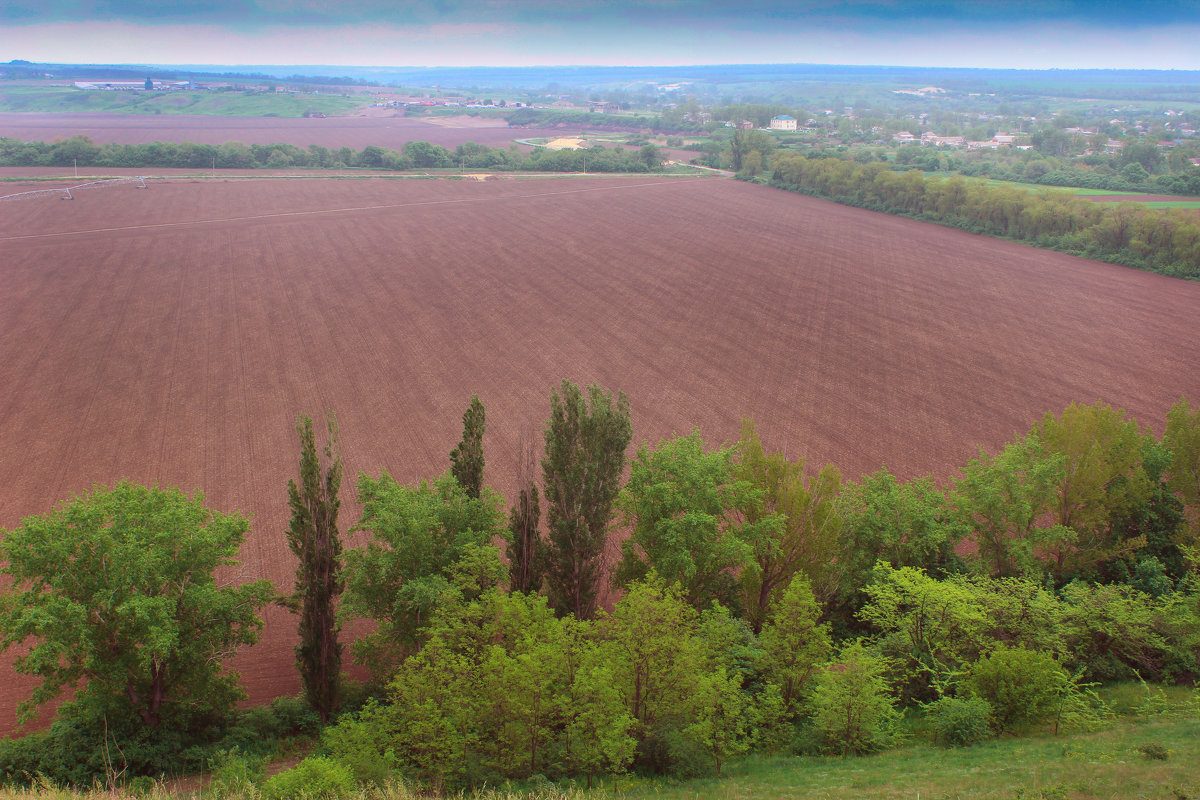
[0,386,1198,791]
[0,136,664,173]
[769,154,1200,279]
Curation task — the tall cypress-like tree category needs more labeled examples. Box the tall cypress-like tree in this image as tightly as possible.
[450,395,486,500]
[508,484,544,594]
[542,381,632,620]
[508,430,545,594]
[285,412,344,722]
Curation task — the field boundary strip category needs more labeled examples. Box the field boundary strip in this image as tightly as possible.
[0,178,701,243]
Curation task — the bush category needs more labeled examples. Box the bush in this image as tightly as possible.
[208,747,266,798]
[925,696,994,747]
[966,647,1069,733]
[318,701,397,786]
[1137,741,1169,760]
[261,755,356,800]
[809,641,903,756]
[634,726,712,778]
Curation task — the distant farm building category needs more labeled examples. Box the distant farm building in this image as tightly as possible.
[769,115,798,131]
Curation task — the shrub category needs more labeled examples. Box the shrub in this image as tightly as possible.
[966,647,1069,733]
[207,747,265,798]
[1138,741,1169,760]
[318,701,397,786]
[261,756,355,800]
[925,696,994,747]
[809,640,903,756]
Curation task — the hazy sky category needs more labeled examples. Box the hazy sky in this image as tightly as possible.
[2,0,1198,70]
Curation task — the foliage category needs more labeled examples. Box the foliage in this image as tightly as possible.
[834,467,963,630]
[285,413,345,723]
[615,430,755,610]
[735,419,844,631]
[341,472,506,679]
[952,433,1065,579]
[0,482,274,728]
[260,755,355,800]
[809,640,903,756]
[924,696,994,747]
[859,564,993,701]
[1057,581,1194,682]
[758,574,833,719]
[1165,398,1200,538]
[379,590,634,790]
[598,578,702,737]
[317,700,397,786]
[542,381,632,620]
[506,483,545,595]
[450,395,486,500]
[770,153,1200,278]
[207,747,266,799]
[1033,402,1152,583]
[964,646,1072,733]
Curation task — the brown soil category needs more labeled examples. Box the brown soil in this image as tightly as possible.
[0,111,571,150]
[1,175,1198,733]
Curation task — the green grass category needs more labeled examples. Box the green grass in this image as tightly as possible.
[1143,201,1200,209]
[0,709,1196,799]
[0,86,364,117]
[599,717,1200,800]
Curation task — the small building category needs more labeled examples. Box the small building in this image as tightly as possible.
[769,115,798,131]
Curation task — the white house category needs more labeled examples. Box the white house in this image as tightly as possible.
[769,115,798,131]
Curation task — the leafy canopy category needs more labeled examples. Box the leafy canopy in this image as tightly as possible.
[0,482,273,727]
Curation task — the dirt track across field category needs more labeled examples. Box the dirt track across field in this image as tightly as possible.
[1,175,1198,731]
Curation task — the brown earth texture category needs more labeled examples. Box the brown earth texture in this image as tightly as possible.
[0,111,576,151]
[1,174,1199,732]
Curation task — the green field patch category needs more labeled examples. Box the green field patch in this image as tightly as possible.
[1142,200,1200,209]
[0,86,363,117]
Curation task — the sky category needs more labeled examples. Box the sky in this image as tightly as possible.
[2,0,1199,71]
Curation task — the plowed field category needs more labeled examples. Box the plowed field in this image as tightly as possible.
[2,175,1198,731]
[0,111,580,150]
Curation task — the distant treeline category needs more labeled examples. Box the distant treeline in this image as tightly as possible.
[770,154,1200,280]
[0,135,663,173]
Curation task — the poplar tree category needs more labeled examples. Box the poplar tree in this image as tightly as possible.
[285,412,344,722]
[507,484,544,594]
[507,430,545,595]
[450,395,486,500]
[542,381,632,620]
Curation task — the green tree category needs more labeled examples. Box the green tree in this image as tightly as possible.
[1033,402,1152,582]
[615,430,754,610]
[341,472,505,679]
[0,482,273,726]
[834,468,964,631]
[736,419,844,631]
[639,143,663,169]
[449,395,486,500]
[1165,398,1200,538]
[506,483,544,595]
[809,640,903,756]
[728,129,776,172]
[758,574,832,718]
[542,381,632,620]
[284,413,344,723]
[859,564,992,701]
[599,578,701,736]
[952,433,1065,579]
